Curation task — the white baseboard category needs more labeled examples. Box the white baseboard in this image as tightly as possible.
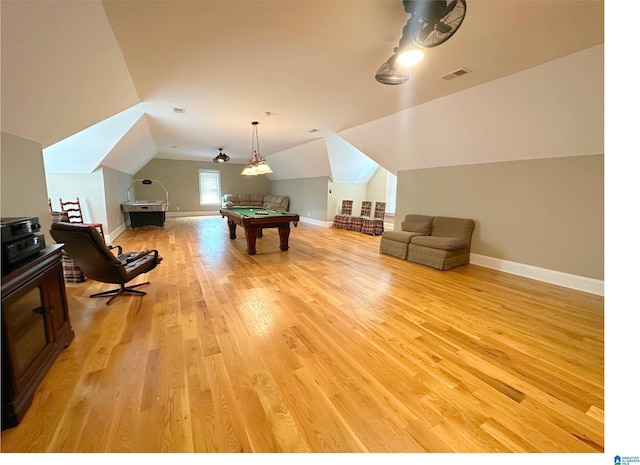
[166,211,220,218]
[299,217,332,227]
[104,223,126,244]
[470,253,604,296]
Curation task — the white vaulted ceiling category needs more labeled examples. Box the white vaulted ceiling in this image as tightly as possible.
[1,0,604,181]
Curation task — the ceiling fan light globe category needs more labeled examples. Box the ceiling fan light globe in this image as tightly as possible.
[375,54,410,85]
[397,49,423,66]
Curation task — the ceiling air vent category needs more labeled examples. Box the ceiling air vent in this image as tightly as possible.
[172,107,186,114]
[439,68,471,81]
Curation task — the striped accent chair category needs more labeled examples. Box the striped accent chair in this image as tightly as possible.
[361,202,386,235]
[332,200,353,229]
[346,201,372,232]
[51,210,86,282]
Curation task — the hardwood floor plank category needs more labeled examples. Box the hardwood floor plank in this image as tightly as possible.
[251,370,311,452]
[216,331,277,452]
[1,217,604,453]
[204,352,253,452]
[289,366,369,452]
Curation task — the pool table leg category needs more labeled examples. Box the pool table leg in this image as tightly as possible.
[244,228,259,255]
[278,225,291,251]
[226,219,237,239]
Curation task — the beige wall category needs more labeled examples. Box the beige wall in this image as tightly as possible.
[45,167,133,238]
[272,177,329,220]
[1,131,53,243]
[135,158,272,213]
[327,182,367,221]
[397,154,604,280]
[46,170,107,227]
[102,166,134,233]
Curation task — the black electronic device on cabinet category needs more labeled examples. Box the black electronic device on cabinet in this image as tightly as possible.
[1,217,46,272]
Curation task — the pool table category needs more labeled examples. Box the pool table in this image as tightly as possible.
[220,207,300,255]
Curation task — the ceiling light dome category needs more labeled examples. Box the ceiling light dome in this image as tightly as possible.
[375,52,410,85]
[213,148,230,163]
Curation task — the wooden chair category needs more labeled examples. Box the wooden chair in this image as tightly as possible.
[59,197,104,239]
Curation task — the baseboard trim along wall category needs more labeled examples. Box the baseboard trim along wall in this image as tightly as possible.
[470,253,604,296]
[300,217,332,227]
[104,223,126,244]
[166,211,220,218]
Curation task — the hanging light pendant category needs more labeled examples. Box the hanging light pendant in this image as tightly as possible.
[213,148,230,163]
[241,121,273,175]
[375,49,410,85]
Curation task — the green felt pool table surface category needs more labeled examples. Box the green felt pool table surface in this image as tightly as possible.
[222,207,298,218]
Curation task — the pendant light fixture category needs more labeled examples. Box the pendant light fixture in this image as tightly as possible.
[241,121,273,176]
[213,148,230,163]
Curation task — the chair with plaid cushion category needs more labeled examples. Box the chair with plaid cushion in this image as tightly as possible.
[361,202,386,235]
[332,200,353,229]
[51,210,86,282]
[346,201,372,232]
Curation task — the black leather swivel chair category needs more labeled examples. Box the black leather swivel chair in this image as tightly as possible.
[50,222,162,305]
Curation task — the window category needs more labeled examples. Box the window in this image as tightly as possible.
[199,169,221,205]
[385,171,397,214]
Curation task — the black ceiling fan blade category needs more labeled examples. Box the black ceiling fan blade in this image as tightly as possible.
[409,0,466,48]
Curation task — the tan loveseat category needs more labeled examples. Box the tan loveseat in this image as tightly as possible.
[380,214,475,270]
[221,193,290,211]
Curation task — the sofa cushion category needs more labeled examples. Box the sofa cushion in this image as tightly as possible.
[400,214,433,233]
[222,193,238,206]
[263,194,289,210]
[431,217,475,242]
[410,235,468,251]
[404,222,431,233]
[381,230,426,244]
[237,193,265,205]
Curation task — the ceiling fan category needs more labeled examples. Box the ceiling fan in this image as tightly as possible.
[404,0,467,48]
[375,0,467,85]
[213,148,230,163]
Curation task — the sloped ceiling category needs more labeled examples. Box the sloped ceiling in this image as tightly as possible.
[43,106,149,174]
[1,0,604,180]
[325,133,379,183]
[1,0,139,148]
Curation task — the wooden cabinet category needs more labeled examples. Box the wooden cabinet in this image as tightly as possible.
[1,244,74,430]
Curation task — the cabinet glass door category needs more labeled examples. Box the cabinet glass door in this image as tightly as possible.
[4,285,49,378]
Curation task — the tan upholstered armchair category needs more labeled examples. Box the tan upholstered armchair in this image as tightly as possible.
[380,215,475,270]
[379,214,433,259]
[406,217,475,270]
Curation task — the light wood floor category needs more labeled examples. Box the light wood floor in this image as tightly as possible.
[1,216,604,453]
